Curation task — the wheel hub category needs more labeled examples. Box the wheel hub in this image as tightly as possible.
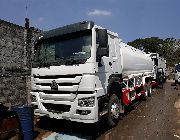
[111,102,120,119]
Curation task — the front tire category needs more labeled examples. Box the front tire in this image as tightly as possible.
[107,94,121,127]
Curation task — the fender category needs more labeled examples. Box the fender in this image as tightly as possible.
[107,74,123,99]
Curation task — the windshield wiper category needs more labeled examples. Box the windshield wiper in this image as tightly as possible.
[43,63,51,67]
[65,57,76,65]
[64,56,87,65]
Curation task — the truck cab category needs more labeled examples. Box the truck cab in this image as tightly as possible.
[31,21,122,124]
[149,53,166,85]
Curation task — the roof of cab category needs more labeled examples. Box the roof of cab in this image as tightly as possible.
[37,21,94,41]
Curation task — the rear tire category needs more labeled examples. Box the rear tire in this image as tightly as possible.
[175,80,179,90]
[107,94,121,127]
[145,83,152,97]
[158,76,164,89]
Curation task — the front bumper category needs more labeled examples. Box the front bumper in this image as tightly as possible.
[31,92,98,123]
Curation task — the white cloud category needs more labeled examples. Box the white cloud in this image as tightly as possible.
[38,17,44,22]
[31,17,45,28]
[88,9,112,16]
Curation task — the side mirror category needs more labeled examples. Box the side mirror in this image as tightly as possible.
[97,47,108,57]
[96,45,109,67]
[97,29,108,57]
[97,29,108,48]
[96,29,108,67]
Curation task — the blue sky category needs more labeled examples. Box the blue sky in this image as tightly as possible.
[0,0,180,42]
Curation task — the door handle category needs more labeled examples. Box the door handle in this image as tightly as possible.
[109,62,112,66]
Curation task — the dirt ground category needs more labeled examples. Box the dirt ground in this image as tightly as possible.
[34,80,180,140]
[97,80,180,140]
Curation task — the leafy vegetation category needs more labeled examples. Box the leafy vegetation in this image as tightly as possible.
[127,37,180,67]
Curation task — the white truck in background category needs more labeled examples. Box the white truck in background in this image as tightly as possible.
[30,21,154,126]
[149,53,167,87]
[174,64,180,85]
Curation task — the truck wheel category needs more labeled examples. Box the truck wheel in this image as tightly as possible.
[159,83,163,89]
[107,94,120,127]
[144,85,148,97]
[175,80,178,85]
[145,83,152,97]
[164,76,167,82]
[158,76,164,89]
[175,80,178,90]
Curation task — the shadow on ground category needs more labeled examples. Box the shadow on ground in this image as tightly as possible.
[34,98,146,140]
[35,116,110,139]
[33,84,172,140]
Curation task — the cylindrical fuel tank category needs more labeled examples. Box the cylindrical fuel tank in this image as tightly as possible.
[120,42,153,77]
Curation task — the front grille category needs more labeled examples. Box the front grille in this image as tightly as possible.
[36,83,79,86]
[34,74,82,79]
[43,91,73,94]
[43,103,71,113]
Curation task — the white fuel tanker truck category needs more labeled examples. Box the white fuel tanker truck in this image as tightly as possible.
[174,63,180,85]
[30,21,154,126]
[149,53,167,87]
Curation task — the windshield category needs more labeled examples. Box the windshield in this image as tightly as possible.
[175,64,180,72]
[33,31,92,67]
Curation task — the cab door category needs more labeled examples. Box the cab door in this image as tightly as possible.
[108,35,121,74]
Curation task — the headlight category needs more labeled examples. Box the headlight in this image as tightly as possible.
[78,96,95,107]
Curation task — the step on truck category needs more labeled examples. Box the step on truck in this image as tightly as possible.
[30,21,154,126]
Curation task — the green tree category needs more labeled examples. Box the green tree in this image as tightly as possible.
[128,37,180,67]
[128,37,163,53]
